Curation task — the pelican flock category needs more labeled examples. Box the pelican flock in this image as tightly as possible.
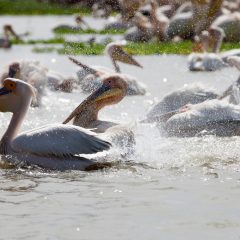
[0,78,111,170]
[1,0,240,171]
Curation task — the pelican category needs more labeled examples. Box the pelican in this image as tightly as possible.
[124,11,154,42]
[146,84,219,122]
[189,26,240,71]
[0,60,47,107]
[166,0,222,40]
[63,75,135,152]
[160,99,240,137]
[188,27,228,71]
[212,12,240,42]
[0,25,20,48]
[53,15,89,32]
[46,70,75,93]
[0,78,111,170]
[70,42,146,96]
[146,74,240,123]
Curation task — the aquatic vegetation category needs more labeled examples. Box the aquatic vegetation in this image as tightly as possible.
[0,0,91,15]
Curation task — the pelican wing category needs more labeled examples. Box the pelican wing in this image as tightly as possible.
[12,124,111,157]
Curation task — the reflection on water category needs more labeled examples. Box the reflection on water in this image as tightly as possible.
[0,52,240,239]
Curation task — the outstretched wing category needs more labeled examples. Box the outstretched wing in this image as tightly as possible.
[12,124,111,157]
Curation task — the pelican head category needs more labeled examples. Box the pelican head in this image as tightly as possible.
[0,78,34,113]
[8,62,20,78]
[63,75,128,124]
[105,42,143,72]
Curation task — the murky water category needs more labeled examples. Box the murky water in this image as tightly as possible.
[0,47,240,239]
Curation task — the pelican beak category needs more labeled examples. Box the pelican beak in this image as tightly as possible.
[63,84,122,124]
[88,84,122,103]
[113,46,143,68]
[0,86,12,96]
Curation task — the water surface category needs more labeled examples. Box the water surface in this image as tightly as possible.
[0,49,240,239]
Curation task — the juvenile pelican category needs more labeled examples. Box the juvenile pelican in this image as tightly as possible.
[0,60,47,107]
[63,75,135,152]
[0,78,111,170]
[70,42,146,95]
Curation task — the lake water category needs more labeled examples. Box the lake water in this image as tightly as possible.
[0,46,240,239]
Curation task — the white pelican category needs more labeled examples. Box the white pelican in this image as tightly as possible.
[189,26,240,71]
[53,15,89,32]
[63,75,135,153]
[0,60,47,107]
[124,11,154,42]
[0,25,20,48]
[160,99,240,137]
[212,12,240,42]
[0,78,111,170]
[146,84,219,122]
[188,27,228,71]
[69,42,146,95]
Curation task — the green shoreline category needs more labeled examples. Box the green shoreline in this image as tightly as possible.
[26,41,240,55]
[0,0,91,15]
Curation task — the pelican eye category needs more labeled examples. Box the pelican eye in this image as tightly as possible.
[4,81,16,90]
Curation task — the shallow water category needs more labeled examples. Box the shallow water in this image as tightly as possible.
[0,15,107,39]
[0,48,240,239]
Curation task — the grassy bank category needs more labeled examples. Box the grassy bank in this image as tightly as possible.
[13,39,240,55]
[0,0,91,15]
[58,41,196,55]
[54,28,126,35]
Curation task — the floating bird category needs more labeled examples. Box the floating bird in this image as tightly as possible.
[0,60,47,107]
[146,84,219,122]
[160,99,240,137]
[0,78,111,170]
[53,14,90,32]
[0,25,20,48]
[63,75,135,153]
[70,42,146,95]
[189,26,240,71]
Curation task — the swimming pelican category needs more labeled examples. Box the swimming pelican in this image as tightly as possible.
[53,14,90,32]
[70,42,146,95]
[189,26,240,71]
[188,27,228,71]
[0,78,111,170]
[0,25,20,48]
[146,84,219,122]
[0,60,47,107]
[160,99,240,137]
[63,75,135,152]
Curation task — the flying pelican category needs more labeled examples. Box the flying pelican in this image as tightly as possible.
[0,78,111,170]
[63,75,135,152]
[69,42,146,95]
[0,60,47,107]
[0,25,20,48]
